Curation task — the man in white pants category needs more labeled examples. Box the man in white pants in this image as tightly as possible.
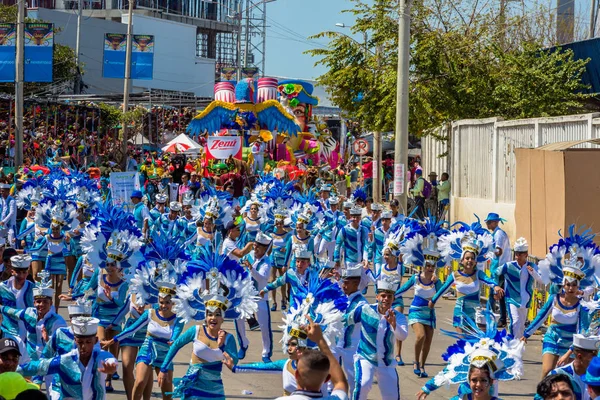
[337,264,368,396]
[235,232,273,362]
[346,275,408,400]
[495,237,543,339]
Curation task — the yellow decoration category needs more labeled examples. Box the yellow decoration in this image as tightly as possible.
[259,130,273,142]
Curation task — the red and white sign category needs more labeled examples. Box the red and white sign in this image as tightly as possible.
[206,136,242,160]
[353,139,369,155]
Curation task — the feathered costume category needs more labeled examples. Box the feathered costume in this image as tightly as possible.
[420,310,524,400]
[160,242,259,399]
[434,224,499,328]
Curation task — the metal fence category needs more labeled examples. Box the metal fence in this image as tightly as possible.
[420,113,600,204]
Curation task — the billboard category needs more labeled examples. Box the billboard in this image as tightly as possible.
[206,136,242,160]
[24,23,54,82]
[103,33,154,79]
[0,24,15,83]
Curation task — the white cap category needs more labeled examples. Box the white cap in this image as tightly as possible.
[68,301,92,317]
[255,232,273,246]
[343,201,354,209]
[573,334,600,351]
[321,184,332,192]
[329,196,340,205]
[513,237,528,252]
[157,281,177,298]
[381,211,392,219]
[155,193,168,204]
[10,254,31,270]
[297,213,311,224]
[342,263,363,279]
[71,317,100,337]
[350,207,362,216]
[294,244,312,260]
[170,202,182,212]
[469,348,503,377]
[376,275,399,293]
[0,183,10,189]
[33,286,54,299]
[371,203,384,211]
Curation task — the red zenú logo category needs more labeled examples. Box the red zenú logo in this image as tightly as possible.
[210,139,238,150]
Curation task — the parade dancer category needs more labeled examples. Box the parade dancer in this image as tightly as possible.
[346,275,409,400]
[267,205,292,311]
[433,230,504,332]
[31,199,78,309]
[241,197,268,245]
[416,309,524,400]
[261,244,318,300]
[495,237,543,339]
[285,211,315,269]
[251,137,266,173]
[548,333,600,400]
[149,192,169,222]
[16,185,43,252]
[41,298,92,358]
[19,317,118,400]
[525,242,599,378]
[485,213,511,327]
[221,217,254,262]
[159,243,259,399]
[371,210,395,278]
[398,223,448,377]
[0,182,17,249]
[236,232,274,361]
[0,254,35,338]
[226,262,346,396]
[315,195,342,260]
[334,206,372,290]
[153,201,187,238]
[130,190,151,235]
[338,263,368,395]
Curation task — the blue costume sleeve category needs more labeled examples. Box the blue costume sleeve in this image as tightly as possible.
[160,325,197,373]
[477,270,498,288]
[111,296,131,327]
[223,333,238,365]
[524,294,555,338]
[41,330,59,359]
[28,235,47,253]
[431,273,455,304]
[434,278,443,292]
[171,317,185,342]
[362,227,372,262]
[283,234,293,267]
[396,274,417,296]
[346,304,364,326]
[333,228,345,262]
[73,268,99,300]
[19,355,63,376]
[0,305,35,326]
[69,257,84,290]
[114,310,150,343]
[578,304,590,334]
[233,358,286,374]
[265,271,288,292]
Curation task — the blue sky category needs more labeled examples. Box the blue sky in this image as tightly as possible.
[264,0,363,80]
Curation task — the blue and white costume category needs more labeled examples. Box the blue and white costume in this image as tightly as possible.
[334,214,372,267]
[234,232,273,360]
[346,276,409,400]
[0,257,35,337]
[496,237,544,338]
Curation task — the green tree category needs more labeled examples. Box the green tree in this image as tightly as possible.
[307,0,592,136]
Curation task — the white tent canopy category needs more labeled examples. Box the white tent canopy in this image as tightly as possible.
[161,133,202,152]
[129,133,152,145]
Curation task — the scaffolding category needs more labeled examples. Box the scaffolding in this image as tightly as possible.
[239,0,267,76]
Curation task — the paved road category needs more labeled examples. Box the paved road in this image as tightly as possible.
[54,291,544,399]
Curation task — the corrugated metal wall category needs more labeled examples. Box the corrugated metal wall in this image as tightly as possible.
[421,126,450,178]
[421,113,600,205]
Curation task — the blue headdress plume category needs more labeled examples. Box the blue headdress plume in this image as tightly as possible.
[351,187,367,203]
[401,216,449,269]
[175,242,259,322]
[281,264,348,351]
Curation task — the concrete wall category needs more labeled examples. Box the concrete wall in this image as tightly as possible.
[33,8,215,97]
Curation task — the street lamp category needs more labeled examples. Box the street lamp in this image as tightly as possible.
[334,23,383,203]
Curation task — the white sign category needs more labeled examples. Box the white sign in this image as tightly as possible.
[110,172,140,209]
[206,136,243,160]
[353,139,369,156]
[169,183,180,203]
[394,163,405,195]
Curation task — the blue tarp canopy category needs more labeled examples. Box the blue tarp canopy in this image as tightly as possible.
[550,37,600,94]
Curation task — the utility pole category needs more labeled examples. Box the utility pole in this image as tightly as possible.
[122,0,134,169]
[590,0,597,38]
[74,0,82,94]
[393,0,411,210]
[373,45,382,203]
[15,0,24,168]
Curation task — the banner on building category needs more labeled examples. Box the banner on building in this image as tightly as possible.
[103,33,154,79]
[206,136,242,160]
[0,24,15,83]
[24,23,54,82]
[109,171,140,209]
[220,67,236,81]
[241,67,259,79]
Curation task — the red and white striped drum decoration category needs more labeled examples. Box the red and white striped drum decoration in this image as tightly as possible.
[257,77,279,103]
[214,82,235,103]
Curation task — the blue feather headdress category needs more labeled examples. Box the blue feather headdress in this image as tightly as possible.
[401,216,449,269]
[194,195,234,228]
[351,187,367,203]
[34,199,78,230]
[439,222,494,264]
[174,242,259,322]
[16,185,44,210]
[539,225,600,287]
[429,309,524,391]
[281,263,348,351]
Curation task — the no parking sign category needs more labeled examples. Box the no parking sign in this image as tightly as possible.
[352,139,369,155]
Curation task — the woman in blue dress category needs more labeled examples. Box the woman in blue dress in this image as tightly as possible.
[267,205,292,311]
